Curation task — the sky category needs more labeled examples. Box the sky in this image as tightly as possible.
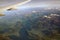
[24,0,60,7]
[0,0,25,7]
[0,0,60,8]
